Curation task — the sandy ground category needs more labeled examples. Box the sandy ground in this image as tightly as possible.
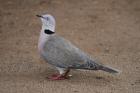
[0,0,140,93]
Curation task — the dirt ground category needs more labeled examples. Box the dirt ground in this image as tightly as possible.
[0,0,140,93]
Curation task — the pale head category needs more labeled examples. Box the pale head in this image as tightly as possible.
[37,14,56,34]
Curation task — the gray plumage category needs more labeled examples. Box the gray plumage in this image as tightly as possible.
[41,34,119,74]
[42,35,97,69]
[37,14,120,75]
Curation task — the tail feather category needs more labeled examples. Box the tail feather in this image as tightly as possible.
[84,59,121,74]
[100,65,121,74]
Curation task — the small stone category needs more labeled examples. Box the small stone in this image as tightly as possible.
[99,43,103,46]
[104,48,110,53]
[73,90,79,92]
[95,76,103,79]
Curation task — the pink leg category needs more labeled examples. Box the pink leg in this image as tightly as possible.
[47,69,70,80]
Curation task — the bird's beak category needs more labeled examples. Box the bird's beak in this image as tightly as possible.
[36,15,44,18]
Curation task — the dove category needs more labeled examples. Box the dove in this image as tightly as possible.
[37,14,120,80]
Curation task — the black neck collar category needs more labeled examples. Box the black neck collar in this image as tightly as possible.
[44,29,55,35]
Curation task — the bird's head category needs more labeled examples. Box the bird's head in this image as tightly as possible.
[37,14,56,34]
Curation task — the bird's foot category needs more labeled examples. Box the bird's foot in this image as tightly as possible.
[47,74,71,80]
[47,74,68,80]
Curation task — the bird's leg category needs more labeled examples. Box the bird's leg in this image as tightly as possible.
[63,69,70,78]
[47,68,71,80]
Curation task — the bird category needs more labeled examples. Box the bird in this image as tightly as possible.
[36,14,120,80]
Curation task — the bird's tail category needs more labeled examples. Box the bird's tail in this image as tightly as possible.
[99,65,121,74]
[84,58,121,74]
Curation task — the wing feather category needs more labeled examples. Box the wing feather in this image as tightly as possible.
[42,35,89,68]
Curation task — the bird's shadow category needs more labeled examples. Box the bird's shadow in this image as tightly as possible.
[38,68,121,86]
[0,63,121,86]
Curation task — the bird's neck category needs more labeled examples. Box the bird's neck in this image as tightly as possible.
[38,29,50,53]
[38,25,55,52]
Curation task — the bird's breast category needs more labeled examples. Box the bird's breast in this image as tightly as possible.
[38,34,49,55]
